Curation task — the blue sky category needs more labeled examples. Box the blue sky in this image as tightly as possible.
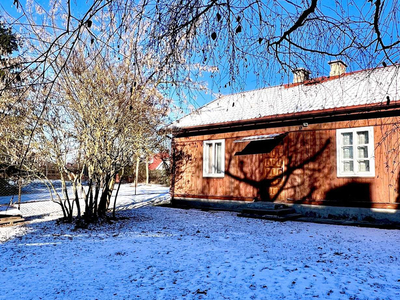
[1,0,398,110]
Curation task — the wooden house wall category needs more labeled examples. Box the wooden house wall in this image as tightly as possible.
[172,116,400,209]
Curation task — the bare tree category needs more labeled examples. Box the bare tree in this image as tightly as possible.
[32,31,171,223]
[3,0,399,90]
[2,1,204,224]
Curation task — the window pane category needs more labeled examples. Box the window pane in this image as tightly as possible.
[357,131,369,144]
[358,160,370,172]
[357,146,368,159]
[343,161,354,172]
[342,146,353,159]
[207,143,213,174]
[215,143,222,173]
[342,133,353,145]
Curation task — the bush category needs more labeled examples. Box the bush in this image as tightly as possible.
[149,169,170,185]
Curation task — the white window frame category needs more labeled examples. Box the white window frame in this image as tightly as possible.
[203,139,225,178]
[336,126,375,177]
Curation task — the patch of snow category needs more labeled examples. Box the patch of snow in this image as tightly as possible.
[0,180,70,205]
[1,185,399,299]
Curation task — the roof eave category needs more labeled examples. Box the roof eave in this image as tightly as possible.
[172,100,400,136]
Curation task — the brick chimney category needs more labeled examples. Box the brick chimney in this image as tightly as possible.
[328,60,347,77]
[293,68,311,83]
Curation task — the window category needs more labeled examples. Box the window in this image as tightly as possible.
[336,127,375,177]
[203,139,225,177]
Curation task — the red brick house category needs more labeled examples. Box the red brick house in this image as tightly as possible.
[170,62,400,221]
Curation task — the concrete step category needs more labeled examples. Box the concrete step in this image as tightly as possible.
[238,212,303,221]
[245,202,287,210]
[238,204,303,222]
[241,207,296,216]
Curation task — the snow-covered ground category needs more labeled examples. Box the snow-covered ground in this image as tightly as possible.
[0,180,167,205]
[1,185,400,300]
[0,180,77,205]
[0,182,169,216]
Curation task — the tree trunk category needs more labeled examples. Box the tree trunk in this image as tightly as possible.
[93,180,100,217]
[113,168,124,218]
[135,156,139,195]
[17,177,22,210]
[63,181,73,222]
[98,174,114,217]
[83,179,92,219]
[146,157,149,185]
[73,177,81,217]
[59,172,73,221]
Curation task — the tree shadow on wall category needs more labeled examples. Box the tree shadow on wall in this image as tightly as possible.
[324,181,372,207]
[170,145,194,197]
[225,138,331,202]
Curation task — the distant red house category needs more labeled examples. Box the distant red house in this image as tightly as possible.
[149,153,169,171]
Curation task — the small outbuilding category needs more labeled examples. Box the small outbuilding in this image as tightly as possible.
[170,62,400,221]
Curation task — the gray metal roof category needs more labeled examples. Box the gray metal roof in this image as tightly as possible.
[174,65,400,129]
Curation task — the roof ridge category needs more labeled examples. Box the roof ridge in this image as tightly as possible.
[284,64,400,89]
